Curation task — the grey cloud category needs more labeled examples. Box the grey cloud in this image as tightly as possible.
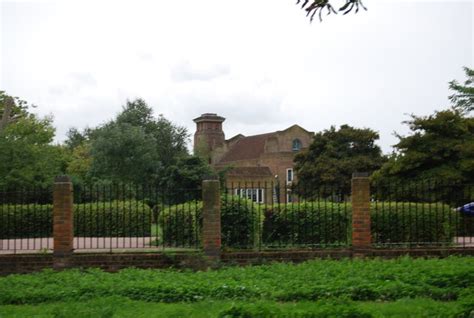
[48,72,97,96]
[170,61,231,82]
[68,72,97,88]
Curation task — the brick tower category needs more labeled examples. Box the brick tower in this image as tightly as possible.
[193,113,225,164]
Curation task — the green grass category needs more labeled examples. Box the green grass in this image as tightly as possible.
[0,298,466,317]
[0,257,473,317]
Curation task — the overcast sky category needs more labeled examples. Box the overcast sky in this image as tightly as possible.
[1,0,473,153]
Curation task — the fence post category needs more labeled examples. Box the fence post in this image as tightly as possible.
[202,178,221,261]
[351,172,372,256]
[53,175,74,269]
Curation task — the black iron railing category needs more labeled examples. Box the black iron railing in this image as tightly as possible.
[371,182,474,248]
[0,187,53,254]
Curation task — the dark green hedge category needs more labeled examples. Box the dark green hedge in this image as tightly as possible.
[0,201,152,239]
[74,201,152,237]
[0,204,52,239]
[263,202,459,247]
[371,202,459,245]
[158,201,202,247]
[159,195,263,248]
[262,202,350,247]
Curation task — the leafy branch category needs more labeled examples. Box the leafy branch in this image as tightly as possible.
[297,0,367,22]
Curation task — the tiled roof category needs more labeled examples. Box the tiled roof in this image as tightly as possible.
[219,133,276,163]
[224,166,273,177]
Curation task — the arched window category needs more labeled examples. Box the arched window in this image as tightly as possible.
[292,139,302,151]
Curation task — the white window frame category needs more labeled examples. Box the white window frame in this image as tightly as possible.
[286,168,293,184]
[234,188,264,203]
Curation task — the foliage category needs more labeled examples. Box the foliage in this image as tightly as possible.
[294,125,385,197]
[297,0,367,22]
[0,257,473,306]
[66,143,92,184]
[0,91,31,131]
[0,298,467,318]
[159,156,213,204]
[0,98,67,190]
[449,66,474,113]
[372,109,474,202]
[85,99,189,186]
[74,200,152,237]
[159,195,264,249]
[263,202,350,247]
[0,201,152,239]
[0,203,52,239]
[262,201,459,247]
[221,195,264,249]
[371,202,459,246]
[218,300,371,318]
[64,127,92,151]
[158,201,202,247]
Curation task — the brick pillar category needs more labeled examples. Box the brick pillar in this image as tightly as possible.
[351,173,371,255]
[202,179,221,260]
[53,176,74,269]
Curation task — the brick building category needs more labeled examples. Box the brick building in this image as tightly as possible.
[193,113,314,203]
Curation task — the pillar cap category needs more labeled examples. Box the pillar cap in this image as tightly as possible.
[352,172,369,178]
[55,175,71,182]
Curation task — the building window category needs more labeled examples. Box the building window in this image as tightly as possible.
[292,139,302,151]
[234,188,264,203]
[286,168,293,184]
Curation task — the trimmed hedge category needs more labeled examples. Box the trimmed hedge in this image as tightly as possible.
[0,201,152,239]
[262,202,350,247]
[0,204,52,239]
[74,201,152,237]
[159,200,463,248]
[263,202,459,247]
[371,202,459,245]
[159,195,263,248]
[158,201,202,247]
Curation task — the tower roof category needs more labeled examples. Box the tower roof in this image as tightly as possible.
[193,113,226,123]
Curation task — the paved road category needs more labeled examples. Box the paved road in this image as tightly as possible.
[0,237,162,254]
[1,237,473,254]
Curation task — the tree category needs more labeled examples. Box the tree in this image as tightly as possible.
[372,109,474,202]
[294,124,385,197]
[297,0,367,22]
[87,99,189,185]
[159,156,213,204]
[449,67,474,113]
[0,91,30,132]
[0,94,67,190]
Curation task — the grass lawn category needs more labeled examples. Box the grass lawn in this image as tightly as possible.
[0,256,473,317]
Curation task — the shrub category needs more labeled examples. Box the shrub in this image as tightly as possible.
[221,195,264,249]
[159,195,263,248]
[0,204,52,239]
[262,202,350,247]
[0,201,152,239]
[74,201,152,237]
[371,202,459,245]
[262,201,459,247]
[158,201,202,247]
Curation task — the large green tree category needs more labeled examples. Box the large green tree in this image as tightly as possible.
[294,124,385,197]
[85,99,189,185]
[372,109,474,202]
[0,93,67,190]
[159,156,213,204]
[449,67,474,113]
